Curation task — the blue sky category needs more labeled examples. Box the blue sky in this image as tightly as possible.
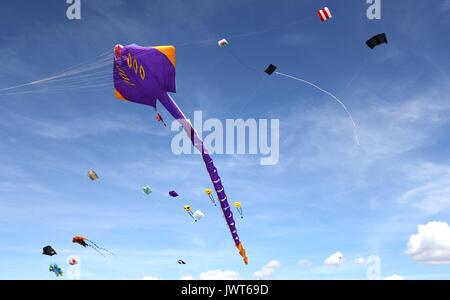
[1,0,450,279]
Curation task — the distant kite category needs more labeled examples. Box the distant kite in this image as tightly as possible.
[156,113,167,127]
[87,169,99,181]
[183,205,195,221]
[264,64,277,75]
[318,7,332,22]
[72,236,113,256]
[218,38,229,47]
[204,188,217,206]
[366,33,388,49]
[142,185,152,195]
[233,202,244,219]
[68,256,79,266]
[49,264,63,277]
[193,210,205,222]
[169,190,179,197]
[42,245,57,256]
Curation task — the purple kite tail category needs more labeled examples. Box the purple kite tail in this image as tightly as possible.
[158,93,248,265]
[201,147,248,264]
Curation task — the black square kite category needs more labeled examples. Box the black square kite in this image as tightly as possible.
[264,64,277,75]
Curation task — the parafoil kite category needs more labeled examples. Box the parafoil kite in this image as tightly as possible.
[204,188,217,206]
[49,264,63,277]
[233,202,244,219]
[42,245,57,256]
[72,235,113,256]
[366,33,388,49]
[113,44,248,264]
[178,259,186,265]
[142,185,152,195]
[87,169,99,181]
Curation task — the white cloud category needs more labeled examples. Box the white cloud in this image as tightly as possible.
[298,259,313,269]
[143,276,160,280]
[265,260,281,269]
[407,221,450,264]
[198,270,240,280]
[353,257,367,265]
[384,274,404,280]
[253,260,281,279]
[324,252,344,266]
[180,275,194,280]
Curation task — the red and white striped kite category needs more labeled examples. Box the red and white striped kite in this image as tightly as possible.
[318,7,332,22]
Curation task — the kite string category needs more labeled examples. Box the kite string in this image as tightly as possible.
[26,58,112,86]
[275,71,360,146]
[208,194,217,206]
[0,82,112,97]
[86,244,105,257]
[0,51,112,93]
[1,14,315,97]
[87,240,114,256]
[13,72,113,92]
[0,15,314,96]
[0,13,315,95]
[31,50,112,83]
[236,75,266,115]
[338,56,370,95]
[0,70,112,95]
[175,15,315,47]
[224,47,259,73]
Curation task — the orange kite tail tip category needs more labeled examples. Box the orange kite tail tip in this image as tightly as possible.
[114,88,126,100]
[236,242,249,265]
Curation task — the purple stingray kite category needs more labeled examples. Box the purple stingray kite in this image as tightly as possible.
[113,44,248,265]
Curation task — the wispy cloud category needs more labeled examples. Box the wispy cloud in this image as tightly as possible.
[399,163,450,216]
[441,0,450,12]
[0,106,165,140]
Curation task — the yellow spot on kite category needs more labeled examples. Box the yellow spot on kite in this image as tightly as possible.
[153,45,176,67]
